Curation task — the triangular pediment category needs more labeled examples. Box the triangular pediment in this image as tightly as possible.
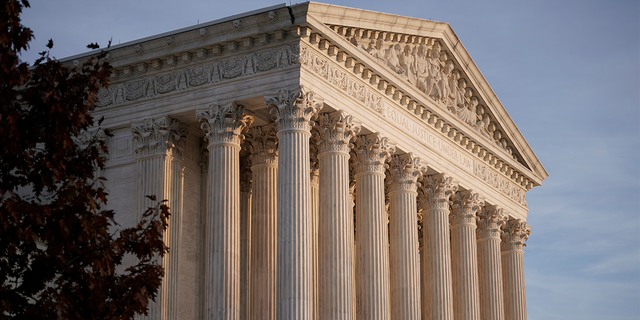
[295,2,547,184]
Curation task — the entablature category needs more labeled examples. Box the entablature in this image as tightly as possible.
[295,25,539,195]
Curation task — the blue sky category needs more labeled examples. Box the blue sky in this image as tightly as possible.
[20,0,639,319]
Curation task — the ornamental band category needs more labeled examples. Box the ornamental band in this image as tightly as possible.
[77,2,547,320]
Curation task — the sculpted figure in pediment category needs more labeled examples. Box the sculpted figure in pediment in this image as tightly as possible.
[415,45,430,94]
[400,45,416,84]
[385,43,406,76]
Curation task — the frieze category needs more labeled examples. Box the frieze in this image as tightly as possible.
[299,44,385,115]
[385,106,527,207]
[473,161,527,207]
[96,44,301,107]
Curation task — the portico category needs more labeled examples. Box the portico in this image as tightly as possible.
[83,2,547,320]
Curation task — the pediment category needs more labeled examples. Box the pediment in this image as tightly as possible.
[296,2,548,185]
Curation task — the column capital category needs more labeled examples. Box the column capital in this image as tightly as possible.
[312,110,361,155]
[352,133,396,174]
[386,153,423,193]
[131,116,188,158]
[501,219,531,252]
[418,173,458,210]
[197,102,253,148]
[265,85,323,133]
[476,205,507,240]
[247,125,278,165]
[450,190,484,226]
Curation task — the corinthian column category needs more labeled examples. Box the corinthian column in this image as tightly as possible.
[239,157,252,320]
[197,103,253,320]
[477,205,507,320]
[387,153,423,319]
[132,116,187,320]
[353,133,395,320]
[310,142,320,320]
[450,190,484,320]
[265,86,323,320]
[313,111,361,319]
[247,125,278,320]
[418,173,457,320]
[501,219,531,320]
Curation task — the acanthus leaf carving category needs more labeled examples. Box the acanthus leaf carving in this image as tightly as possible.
[450,190,484,226]
[196,102,253,147]
[352,133,396,174]
[418,173,457,211]
[312,110,362,155]
[131,116,188,158]
[265,85,323,133]
[476,205,507,240]
[501,219,531,252]
[386,153,423,192]
[246,125,278,165]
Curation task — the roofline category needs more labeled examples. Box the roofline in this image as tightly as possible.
[58,3,288,63]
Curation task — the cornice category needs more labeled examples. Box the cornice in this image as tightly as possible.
[59,4,290,65]
[296,1,547,185]
[296,29,535,199]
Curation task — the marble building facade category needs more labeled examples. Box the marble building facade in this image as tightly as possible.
[71,2,547,319]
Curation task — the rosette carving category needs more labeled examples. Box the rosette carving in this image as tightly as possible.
[131,116,188,158]
[450,190,484,226]
[246,125,278,165]
[418,173,457,211]
[501,219,531,252]
[352,133,396,174]
[264,85,323,133]
[476,205,507,240]
[312,110,361,154]
[386,153,423,192]
[196,102,253,147]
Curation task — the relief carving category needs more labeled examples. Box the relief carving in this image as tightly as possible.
[96,44,300,107]
[265,85,323,133]
[299,44,385,115]
[196,102,253,147]
[131,116,188,158]
[312,110,362,155]
[386,153,423,192]
[351,34,515,156]
[352,133,395,174]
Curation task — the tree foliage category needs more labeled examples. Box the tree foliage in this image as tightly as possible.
[0,1,169,318]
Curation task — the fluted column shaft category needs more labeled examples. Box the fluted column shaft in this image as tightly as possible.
[318,151,353,318]
[450,191,483,320]
[239,162,252,320]
[198,103,253,320]
[314,111,360,320]
[353,133,395,320]
[477,206,507,320]
[250,162,278,319]
[248,126,278,320]
[132,117,187,320]
[266,86,322,320]
[501,220,531,320]
[418,174,457,320]
[310,147,320,320]
[387,154,422,320]
[277,130,312,318]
